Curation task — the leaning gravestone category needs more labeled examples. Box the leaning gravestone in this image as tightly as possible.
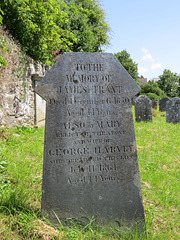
[135,95,152,122]
[35,53,145,229]
[166,97,180,124]
[159,97,169,112]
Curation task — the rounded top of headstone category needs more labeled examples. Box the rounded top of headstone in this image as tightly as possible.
[159,97,170,103]
[168,97,180,102]
[167,97,180,105]
[135,95,152,104]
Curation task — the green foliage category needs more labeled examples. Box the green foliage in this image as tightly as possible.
[146,92,160,101]
[15,125,38,134]
[0,0,110,65]
[0,0,73,64]
[158,69,179,97]
[114,50,139,83]
[66,0,110,52]
[140,81,167,99]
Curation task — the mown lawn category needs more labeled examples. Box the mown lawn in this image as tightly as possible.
[0,109,179,239]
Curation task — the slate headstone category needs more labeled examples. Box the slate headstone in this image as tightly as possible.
[166,97,180,124]
[135,95,152,122]
[35,53,145,228]
[159,97,169,112]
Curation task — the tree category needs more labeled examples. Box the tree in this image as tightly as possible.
[0,0,71,64]
[0,0,110,65]
[65,0,110,52]
[114,50,139,83]
[158,69,179,98]
[139,81,167,101]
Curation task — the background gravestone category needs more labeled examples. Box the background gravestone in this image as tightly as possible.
[159,97,169,112]
[166,97,180,124]
[135,95,152,122]
[131,96,136,106]
[152,100,158,109]
[35,52,145,228]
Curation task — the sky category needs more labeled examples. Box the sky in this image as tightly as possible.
[101,0,180,80]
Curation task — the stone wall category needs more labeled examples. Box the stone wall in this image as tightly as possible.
[0,50,49,127]
[0,26,51,127]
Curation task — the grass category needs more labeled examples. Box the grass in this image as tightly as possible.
[135,109,179,239]
[0,108,179,239]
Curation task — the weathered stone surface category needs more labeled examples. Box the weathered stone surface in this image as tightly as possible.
[166,97,180,124]
[135,96,152,122]
[35,52,145,228]
[0,53,49,127]
[0,26,50,127]
[159,97,169,112]
[131,96,137,106]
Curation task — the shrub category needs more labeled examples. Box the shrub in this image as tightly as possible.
[140,81,167,99]
[146,93,161,101]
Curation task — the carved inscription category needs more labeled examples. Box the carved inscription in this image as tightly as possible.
[56,130,126,138]
[67,175,120,184]
[75,63,104,71]
[66,74,111,83]
[59,120,122,130]
[50,154,134,165]
[48,145,133,157]
[57,85,123,94]
[69,163,117,174]
[48,97,131,106]
[44,61,136,184]
[36,53,145,226]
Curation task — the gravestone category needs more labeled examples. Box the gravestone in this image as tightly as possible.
[135,95,152,122]
[166,97,180,124]
[159,97,169,112]
[35,53,145,228]
[131,96,136,106]
[152,100,158,109]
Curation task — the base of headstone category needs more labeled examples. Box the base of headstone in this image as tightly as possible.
[41,208,146,234]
